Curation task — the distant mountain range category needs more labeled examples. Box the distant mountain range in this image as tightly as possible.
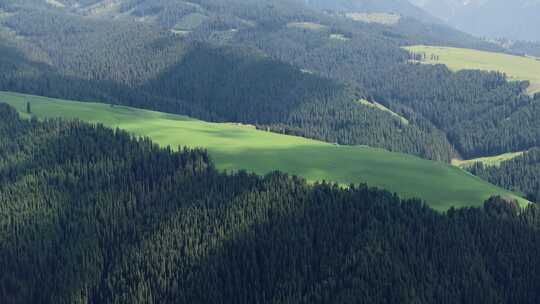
[410,0,540,41]
[303,0,440,23]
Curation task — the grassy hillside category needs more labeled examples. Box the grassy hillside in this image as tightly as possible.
[0,91,527,210]
[345,12,401,25]
[453,151,525,168]
[0,0,510,162]
[405,45,540,94]
[358,99,409,125]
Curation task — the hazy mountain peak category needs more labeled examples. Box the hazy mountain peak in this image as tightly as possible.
[411,0,540,41]
[301,0,440,23]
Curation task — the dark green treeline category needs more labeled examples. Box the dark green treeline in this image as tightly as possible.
[468,148,540,203]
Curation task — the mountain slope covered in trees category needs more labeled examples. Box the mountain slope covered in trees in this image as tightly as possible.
[2,2,540,302]
[1,103,540,303]
[0,1,458,161]
[0,0,537,162]
[467,149,540,203]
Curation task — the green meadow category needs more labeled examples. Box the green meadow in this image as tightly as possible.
[346,12,401,25]
[405,45,540,95]
[0,91,527,211]
[358,99,409,125]
[453,151,525,168]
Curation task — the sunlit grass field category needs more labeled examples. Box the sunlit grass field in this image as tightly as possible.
[0,91,528,210]
[405,45,540,95]
[453,151,525,168]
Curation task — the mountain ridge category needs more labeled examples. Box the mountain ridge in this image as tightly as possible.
[411,0,540,41]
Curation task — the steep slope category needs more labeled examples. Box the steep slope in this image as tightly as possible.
[1,0,537,163]
[0,0,460,161]
[1,103,540,303]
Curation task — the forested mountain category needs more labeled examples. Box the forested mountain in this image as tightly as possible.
[0,0,537,162]
[411,0,540,41]
[2,1,540,302]
[0,21,454,161]
[0,0,460,161]
[1,103,540,303]
[468,149,540,203]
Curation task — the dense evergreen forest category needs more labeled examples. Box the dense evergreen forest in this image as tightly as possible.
[0,0,537,162]
[2,2,540,302]
[0,3,456,161]
[468,149,540,203]
[2,103,540,303]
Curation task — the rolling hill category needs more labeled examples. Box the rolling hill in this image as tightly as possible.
[405,45,540,95]
[0,91,527,211]
[2,101,540,303]
[2,1,540,302]
[3,0,527,164]
[0,0,464,162]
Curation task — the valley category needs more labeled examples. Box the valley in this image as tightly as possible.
[0,91,527,211]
